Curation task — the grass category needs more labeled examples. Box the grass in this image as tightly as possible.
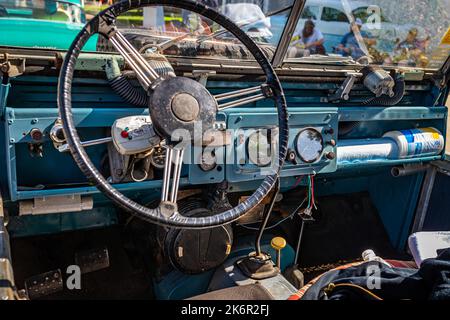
[84,4,183,24]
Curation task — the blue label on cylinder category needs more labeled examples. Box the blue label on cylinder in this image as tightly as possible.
[400,129,414,143]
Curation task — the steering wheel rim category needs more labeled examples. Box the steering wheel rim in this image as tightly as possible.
[58,0,289,229]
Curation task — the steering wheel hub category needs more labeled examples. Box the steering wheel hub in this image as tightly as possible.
[150,76,217,142]
[171,93,200,122]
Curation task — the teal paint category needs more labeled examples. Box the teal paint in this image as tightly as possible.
[0,82,10,118]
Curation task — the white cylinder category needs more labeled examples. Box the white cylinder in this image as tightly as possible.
[383,128,444,158]
[337,138,398,163]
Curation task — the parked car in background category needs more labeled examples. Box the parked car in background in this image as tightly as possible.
[0,0,97,50]
[293,0,425,56]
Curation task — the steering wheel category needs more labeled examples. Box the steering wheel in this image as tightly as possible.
[58,0,288,229]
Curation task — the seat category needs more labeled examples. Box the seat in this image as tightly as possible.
[408,231,450,267]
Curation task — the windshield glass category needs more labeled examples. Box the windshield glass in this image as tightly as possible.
[0,0,294,61]
[285,0,450,70]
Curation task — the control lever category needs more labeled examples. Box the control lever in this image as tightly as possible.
[271,237,287,270]
[236,178,281,280]
[58,137,112,153]
[328,72,361,102]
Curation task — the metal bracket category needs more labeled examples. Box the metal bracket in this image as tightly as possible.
[411,166,437,233]
[328,72,361,102]
[192,70,216,86]
[0,192,18,300]
[19,195,94,216]
[0,53,25,78]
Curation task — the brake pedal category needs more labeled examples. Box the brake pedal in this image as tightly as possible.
[74,247,110,274]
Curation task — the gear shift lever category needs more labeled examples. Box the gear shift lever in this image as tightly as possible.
[237,179,281,279]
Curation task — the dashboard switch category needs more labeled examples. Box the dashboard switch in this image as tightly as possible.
[324,128,334,135]
[30,128,43,141]
[287,149,297,164]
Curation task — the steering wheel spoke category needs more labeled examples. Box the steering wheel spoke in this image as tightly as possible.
[216,84,273,110]
[161,146,185,204]
[109,29,161,90]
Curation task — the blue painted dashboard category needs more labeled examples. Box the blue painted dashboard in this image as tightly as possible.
[1,72,447,245]
[2,76,446,200]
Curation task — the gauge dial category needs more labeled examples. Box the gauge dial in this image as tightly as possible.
[295,128,324,163]
[150,146,166,169]
[247,130,272,167]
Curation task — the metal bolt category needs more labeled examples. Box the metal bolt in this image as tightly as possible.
[31,118,38,124]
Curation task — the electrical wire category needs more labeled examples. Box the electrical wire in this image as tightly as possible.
[311,175,317,210]
[237,198,307,231]
[307,175,311,209]
[291,175,304,190]
[238,173,317,230]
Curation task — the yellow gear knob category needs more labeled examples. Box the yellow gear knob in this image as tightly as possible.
[271,237,286,251]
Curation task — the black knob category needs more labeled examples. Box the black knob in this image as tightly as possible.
[324,128,334,135]
[30,128,43,141]
[325,152,336,160]
[287,149,297,165]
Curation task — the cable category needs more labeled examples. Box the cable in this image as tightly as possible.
[307,175,311,209]
[322,283,383,300]
[311,175,317,210]
[291,175,304,190]
[237,198,306,231]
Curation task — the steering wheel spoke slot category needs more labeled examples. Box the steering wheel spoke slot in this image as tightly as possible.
[109,29,161,90]
[161,146,185,205]
[216,84,273,110]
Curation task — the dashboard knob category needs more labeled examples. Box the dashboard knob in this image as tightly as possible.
[325,151,336,160]
[271,237,286,270]
[327,139,336,147]
[324,128,334,135]
[287,149,297,164]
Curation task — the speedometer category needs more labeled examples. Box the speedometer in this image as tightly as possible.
[247,130,272,167]
[295,128,324,163]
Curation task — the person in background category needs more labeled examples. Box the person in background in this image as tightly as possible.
[392,28,430,67]
[181,0,218,34]
[335,18,376,60]
[300,20,325,54]
[288,19,325,57]
[396,28,430,52]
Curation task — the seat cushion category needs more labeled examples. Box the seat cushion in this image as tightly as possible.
[187,284,274,300]
[408,232,450,267]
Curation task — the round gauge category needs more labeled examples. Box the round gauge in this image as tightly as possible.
[150,146,166,169]
[247,130,272,167]
[295,128,324,163]
[199,150,217,172]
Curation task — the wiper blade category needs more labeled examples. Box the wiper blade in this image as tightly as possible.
[286,54,359,65]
